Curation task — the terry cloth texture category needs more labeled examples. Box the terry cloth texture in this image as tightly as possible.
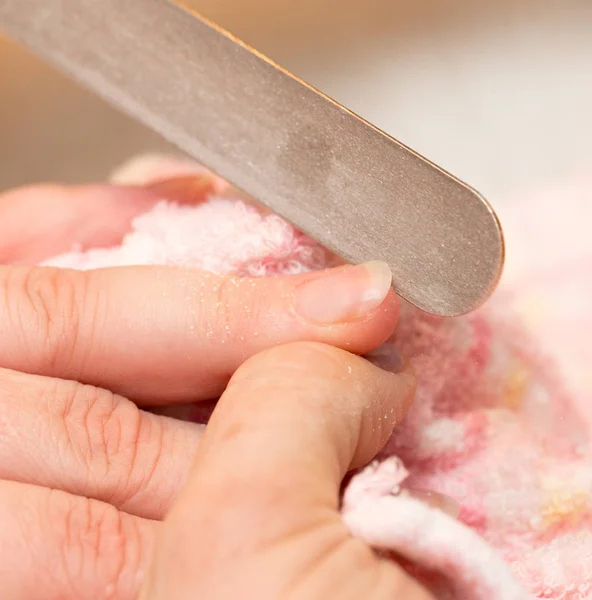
[44,171,592,599]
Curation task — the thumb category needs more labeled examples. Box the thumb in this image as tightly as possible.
[142,342,432,600]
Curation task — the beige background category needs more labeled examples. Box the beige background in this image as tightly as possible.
[1,0,591,200]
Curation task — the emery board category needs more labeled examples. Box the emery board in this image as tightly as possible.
[0,0,504,316]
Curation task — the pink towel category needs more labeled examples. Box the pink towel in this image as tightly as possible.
[43,170,592,599]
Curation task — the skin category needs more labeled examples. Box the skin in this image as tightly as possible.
[0,156,433,600]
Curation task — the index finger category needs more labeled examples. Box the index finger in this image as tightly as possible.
[0,262,398,403]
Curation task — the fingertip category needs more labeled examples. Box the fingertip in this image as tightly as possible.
[220,265,400,363]
[223,341,415,473]
[109,152,230,194]
[368,341,417,415]
[108,152,203,185]
[388,365,417,422]
[293,262,392,325]
[331,291,399,356]
[287,264,400,355]
[362,287,400,347]
[348,357,416,470]
[143,174,228,206]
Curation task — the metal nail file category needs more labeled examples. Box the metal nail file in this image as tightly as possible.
[0,0,504,316]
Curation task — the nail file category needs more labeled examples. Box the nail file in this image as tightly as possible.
[0,0,504,317]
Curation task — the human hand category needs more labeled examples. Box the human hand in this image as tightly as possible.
[140,340,432,600]
[0,156,427,598]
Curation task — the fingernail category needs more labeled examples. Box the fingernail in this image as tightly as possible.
[364,344,405,373]
[405,488,460,519]
[295,261,392,325]
[145,175,223,205]
[109,152,204,185]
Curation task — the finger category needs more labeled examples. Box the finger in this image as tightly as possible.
[108,152,236,208]
[0,479,154,600]
[0,174,223,265]
[0,261,398,403]
[144,342,432,600]
[0,368,202,520]
[109,152,269,213]
[108,152,225,188]
[0,184,157,264]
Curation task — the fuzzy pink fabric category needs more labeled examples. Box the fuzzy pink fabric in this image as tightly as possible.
[43,172,592,599]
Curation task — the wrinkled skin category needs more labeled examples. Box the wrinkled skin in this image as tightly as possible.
[0,155,432,600]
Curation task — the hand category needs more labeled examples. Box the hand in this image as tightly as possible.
[140,341,432,600]
[0,156,428,599]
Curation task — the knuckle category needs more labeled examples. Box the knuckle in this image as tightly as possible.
[0,266,85,371]
[49,491,145,599]
[0,369,17,428]
[110,407,165,511]
[56,381,161,508]
[0,369,40,458]
[56,380,119,479]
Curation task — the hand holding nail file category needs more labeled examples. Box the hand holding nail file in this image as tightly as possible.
[0,0,504,316]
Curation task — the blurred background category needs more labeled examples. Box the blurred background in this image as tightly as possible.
[1,0,591,200]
